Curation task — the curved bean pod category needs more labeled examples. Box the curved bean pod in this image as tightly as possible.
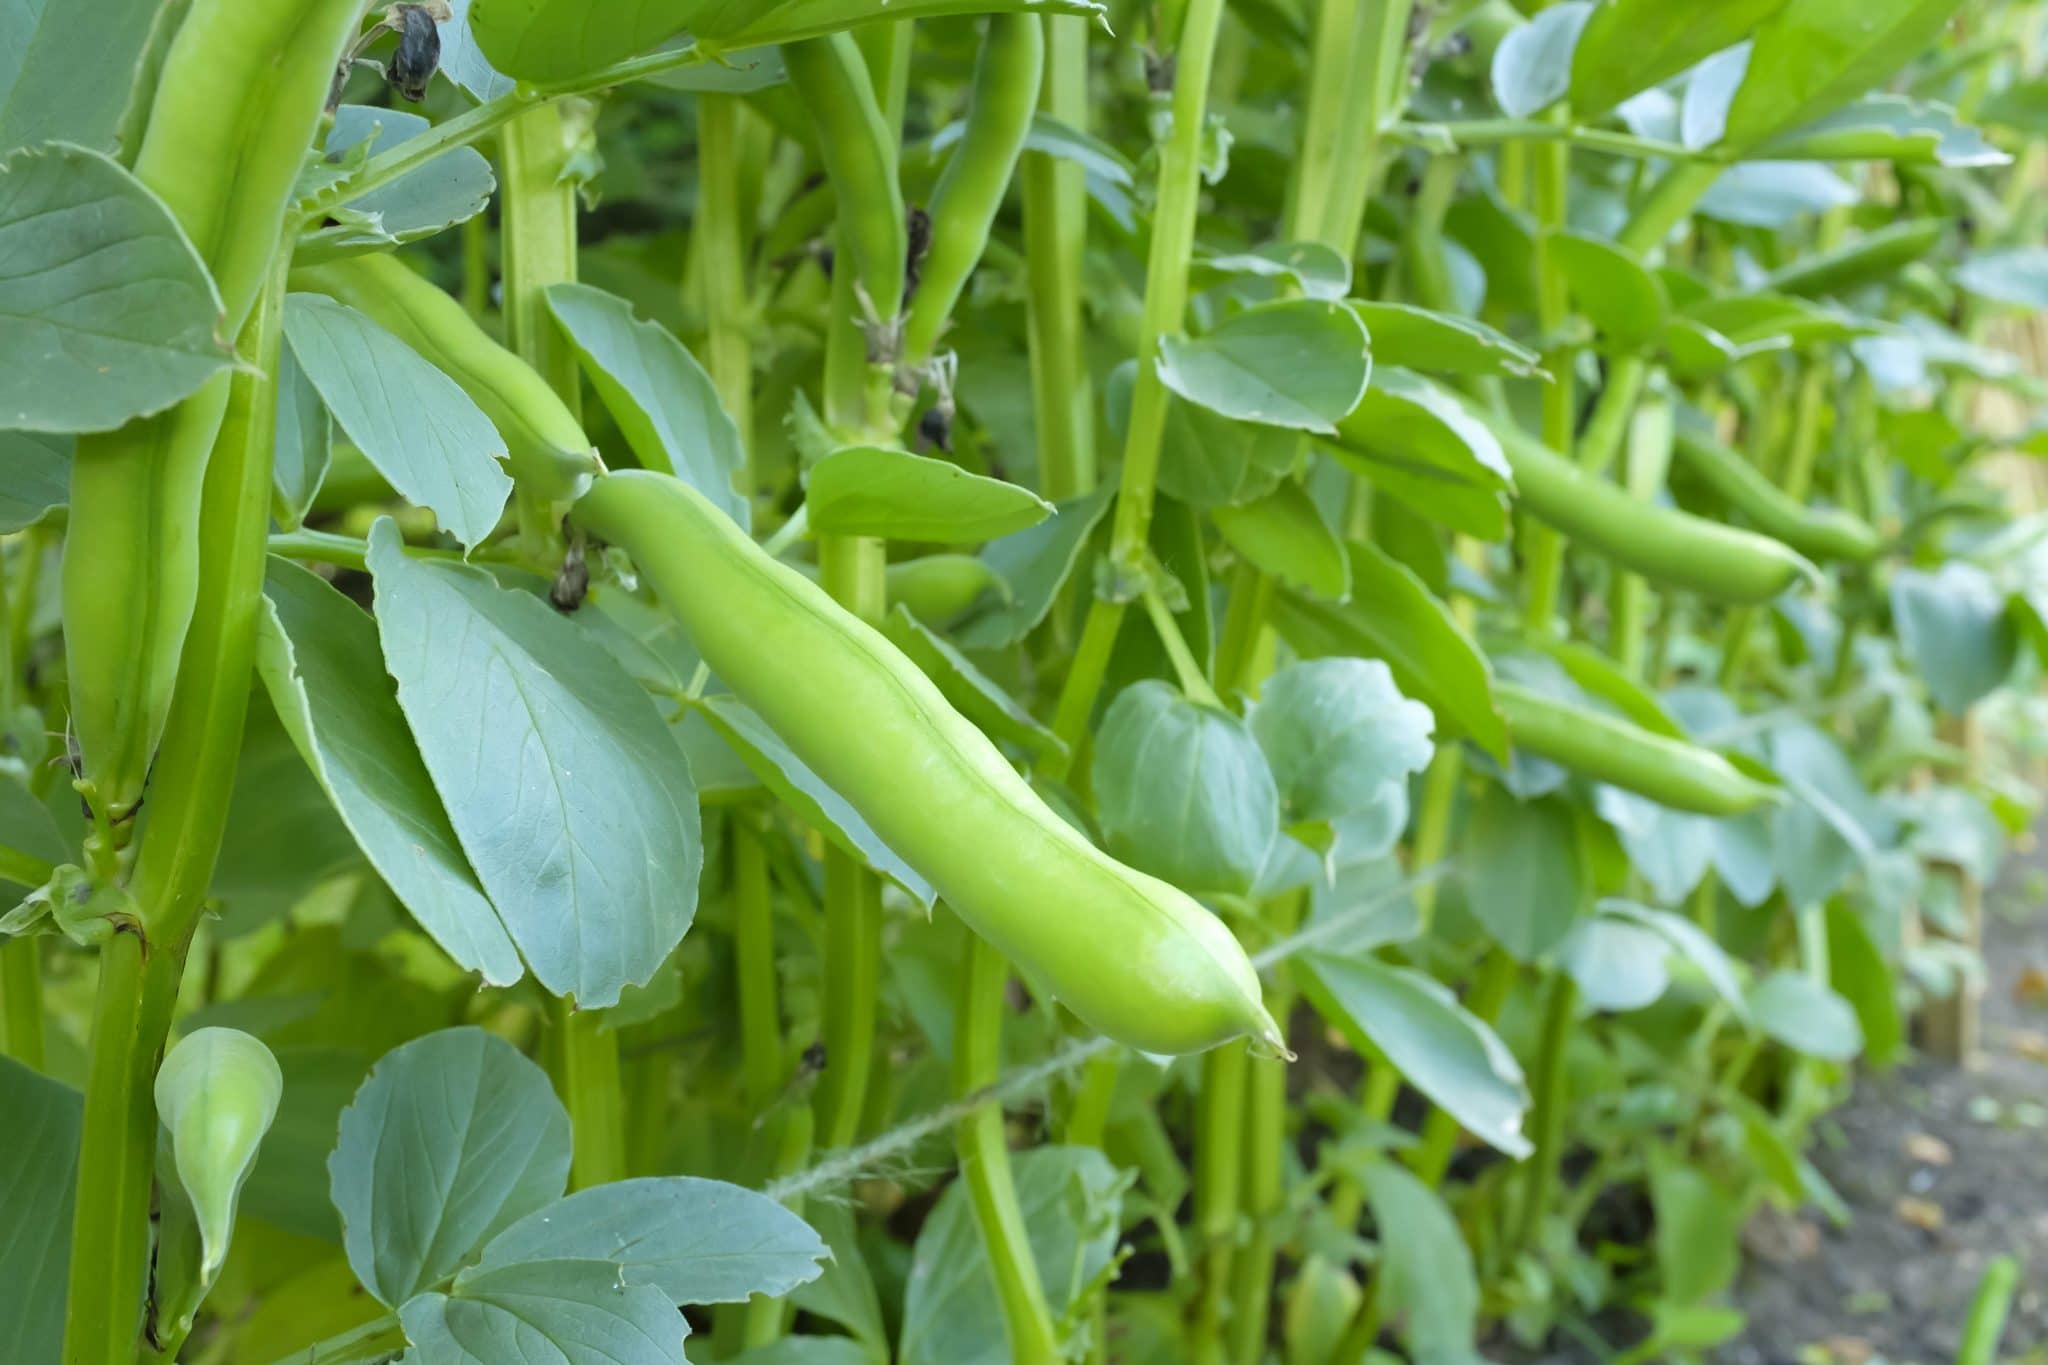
[291,254,601,502]
[1496,682,1777,817]
[574,469,1280,1056]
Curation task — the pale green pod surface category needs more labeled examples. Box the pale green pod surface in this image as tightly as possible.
[154,1026,284,1277]
[575,470,1282,1056]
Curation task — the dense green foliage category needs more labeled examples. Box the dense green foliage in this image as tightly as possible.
[3,0,2047,1361]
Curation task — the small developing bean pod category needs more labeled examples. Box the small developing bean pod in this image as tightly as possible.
[784,34,908,326]
[900,13,1045,365]
[291,253,602,502]
[1670,426,1881,565]
[1494,682,1778,817]
[153,1026,284,1280]
[1473,404,1817,605]
[64,0,365,828]
[573,470,1283,1057]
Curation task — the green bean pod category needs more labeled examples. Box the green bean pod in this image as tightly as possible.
[902,14,1045,363]
[153,1027,283,1279]
[887,554,1012,629]
[574,470,1281,1056]
[1495,682,1777,817]
[291,254,601,502]
[65,0,364,825]
[1671,427,1881,565]
[1475,405,1815,604]
[1761,219,1943,299]
[785,34,908,323]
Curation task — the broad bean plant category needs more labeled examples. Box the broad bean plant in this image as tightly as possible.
[2,0,2045,1362]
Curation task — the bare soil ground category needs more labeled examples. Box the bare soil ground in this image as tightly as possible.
[1716,852,2048,1365]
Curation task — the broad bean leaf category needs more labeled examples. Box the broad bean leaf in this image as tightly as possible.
[1697,162,1857,228]
[1681,44,1752,150]
[436,0,518,102]
[473,1177,827,1305]
[805,446,1051,543]
[1461,787,1588,961]
[1954,246,2048,309]
[1891,562,2017,713]
[1211,480,1349,601]
[696,694,935,909]
[1770,720,1889,907]
[1600,900,1748,1015]
[285,296,512,548]
[1191,241,1350,301]
[0,0,158,154]
[330,1028,572,1308]
[548,282,748,529]
[270,340,332,530]
[899,1147,1127,1365]
[884,608,1063,759]
[1107,360,1299,509]
[1326,368,1512,539]
[1271,541,1506,760]
[1758,95,2004,167]
[1092,681,1278,895]
[0,143,231,433]
[1548,232,1667,348]
[257,558,523,985]
[1650,1150,1741,1307]
[1157,299,1370,434]
[1826,902,1902,1066]
[1346,302,1543,380]
[789,1203,887,1353]
[1568,0,1786,117]
[1250,658,1433,825]
[398,1260,686,1365]
[468,0,1103,85]
[1719,0,1969,152]
[1594,785,1713,904]
[954,487,1114,648]
[367,521,702,1006]
[1298,953,1531,1159]
[0,431,68,532]
[0,1058,80,1365]
[296,107,496,263]
[1747,970,1863,1061]
[1363,1163,1482,1361]
[1490,2,1592,117]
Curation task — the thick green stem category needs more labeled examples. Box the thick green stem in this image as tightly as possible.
[1192,1044,1248,1363]
[1412,948,1517,1186]
[67,245,289,1365]
[956,936,1061,1363]
[500,102,582,562]
[1048,0,1227,764]
[502,103,626,1181]
[558,1002,625,1188]
[1519,134,1576,632]
[1,936,44,1070]
[1317,0,1416,255]
[1616,161,1720,257]
[733,820,781,1113]
[1511,973,1578,1257]
[697,93,755,467]
[1062,1050,1121,1147]
[812,537,886,1151]
[1021,15,1095,502]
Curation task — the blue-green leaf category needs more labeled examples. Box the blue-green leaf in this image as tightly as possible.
[1158,299,1371,435]
[257,558,523,986]
[331,1028,571,1308]
[366,520,701,1005]
[548,282,749,530]
[0,143,232,433]
[1298,952,1531,1159]
[805,446,1052,543]
[285,296,512,548]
